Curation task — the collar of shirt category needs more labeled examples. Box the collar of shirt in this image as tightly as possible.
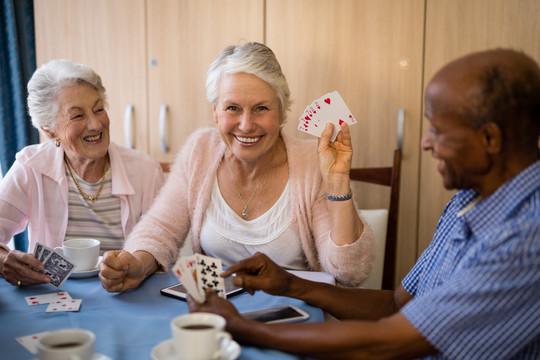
[460,158,540,240]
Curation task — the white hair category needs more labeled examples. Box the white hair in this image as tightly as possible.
[206,42,292,121]
[27,59,107,134]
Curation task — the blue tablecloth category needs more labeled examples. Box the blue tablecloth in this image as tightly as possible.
[0,272,323,359]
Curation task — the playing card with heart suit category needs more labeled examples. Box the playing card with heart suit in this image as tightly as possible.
[298,90,357,141]
[46,299,82,312]
[172,255,204,303]
[16,331,51,354]
[25,292,72,306]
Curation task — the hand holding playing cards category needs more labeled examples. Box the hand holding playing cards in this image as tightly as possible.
[318,121,354,186]
[187,289,242,327]
[1,249,50,286]
[99,250,157,292]
[221,252,297,297]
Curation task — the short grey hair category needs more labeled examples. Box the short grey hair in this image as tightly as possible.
[206,42,292,121]
[27,59,107,133]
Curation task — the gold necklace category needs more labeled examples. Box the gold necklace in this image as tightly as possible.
[225,156,272,218]
[65,156,109,203]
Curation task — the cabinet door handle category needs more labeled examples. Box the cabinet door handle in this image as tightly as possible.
[159,104,169,153]
[397,108,404,150]
[124,104,134,149]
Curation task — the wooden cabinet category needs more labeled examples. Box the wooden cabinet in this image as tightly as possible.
[34,0,540,286]
[145,0,264,162]
[34,0,149,152]
[34,0,264,161]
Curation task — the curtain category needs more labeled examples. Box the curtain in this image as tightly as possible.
[0,0,38,252]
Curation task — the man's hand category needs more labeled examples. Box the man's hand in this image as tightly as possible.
[187,289,242,325]
[221,252,296,297]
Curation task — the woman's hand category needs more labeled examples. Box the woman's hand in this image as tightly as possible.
[317,122,354,186]
[99,250,150,292]
[1,249,50,286]
[318,121,364,247]
[221,252,297,297]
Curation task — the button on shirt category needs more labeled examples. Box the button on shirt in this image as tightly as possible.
[401,159,540,360]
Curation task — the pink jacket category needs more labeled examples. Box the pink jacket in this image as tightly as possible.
[125,128,374,286]
[0,141,163,253]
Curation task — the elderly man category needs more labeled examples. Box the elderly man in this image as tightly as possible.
[189,49,540,359]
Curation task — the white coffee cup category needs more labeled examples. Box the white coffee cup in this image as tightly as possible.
[171,313,232,360]
[54,238,100,271]
[38,328,95,360]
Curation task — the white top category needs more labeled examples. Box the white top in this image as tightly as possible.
[200,179,308,270]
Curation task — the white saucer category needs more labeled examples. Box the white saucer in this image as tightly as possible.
[92,354,112,360]
[69,256,102,279]
[151,338,240,360]
[34,353,111,360]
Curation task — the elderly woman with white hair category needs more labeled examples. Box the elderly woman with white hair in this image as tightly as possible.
[0,59,164,287]
[99,42,375,292]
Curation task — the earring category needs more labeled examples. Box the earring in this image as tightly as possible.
[55,139,61,147]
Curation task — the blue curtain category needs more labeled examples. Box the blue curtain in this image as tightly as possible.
[0,0,38,252]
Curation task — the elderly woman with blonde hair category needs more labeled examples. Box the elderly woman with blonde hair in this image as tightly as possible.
[0,59,163,287]
[100,42,375,292]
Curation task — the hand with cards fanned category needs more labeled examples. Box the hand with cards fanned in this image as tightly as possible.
[172,254,226,302]
[33,242,76,288]
[0,242,52,286]
[297,90,357,141]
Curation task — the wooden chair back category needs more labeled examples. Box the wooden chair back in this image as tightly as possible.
[349,148,402,290]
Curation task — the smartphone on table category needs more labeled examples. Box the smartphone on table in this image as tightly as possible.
[241,305,310,324]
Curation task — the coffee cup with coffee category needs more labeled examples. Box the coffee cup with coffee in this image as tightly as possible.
[38,328,95,360]
[171,313,232,360]
[54,238,100,271]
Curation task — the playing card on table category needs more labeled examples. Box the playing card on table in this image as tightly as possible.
[25,291,72,306]
[195,254,226,299]
[298,90,357,141]
[16,331,51,354]
[42,251,76,288]
[46,298,82,312]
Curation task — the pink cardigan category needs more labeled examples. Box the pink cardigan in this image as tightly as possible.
[125,128,374,286]
[0,141,164,253]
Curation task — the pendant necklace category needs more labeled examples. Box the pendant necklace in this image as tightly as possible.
[65,155,109,203]
[225,156,272,218]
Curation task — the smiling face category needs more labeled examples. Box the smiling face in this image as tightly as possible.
[47,83,110,165]
[421,78,493,193]
[214,73,283,163]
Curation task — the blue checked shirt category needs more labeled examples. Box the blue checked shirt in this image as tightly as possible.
[401,159,540,360]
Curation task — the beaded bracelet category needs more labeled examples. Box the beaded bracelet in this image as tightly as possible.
[325,190,352,201]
